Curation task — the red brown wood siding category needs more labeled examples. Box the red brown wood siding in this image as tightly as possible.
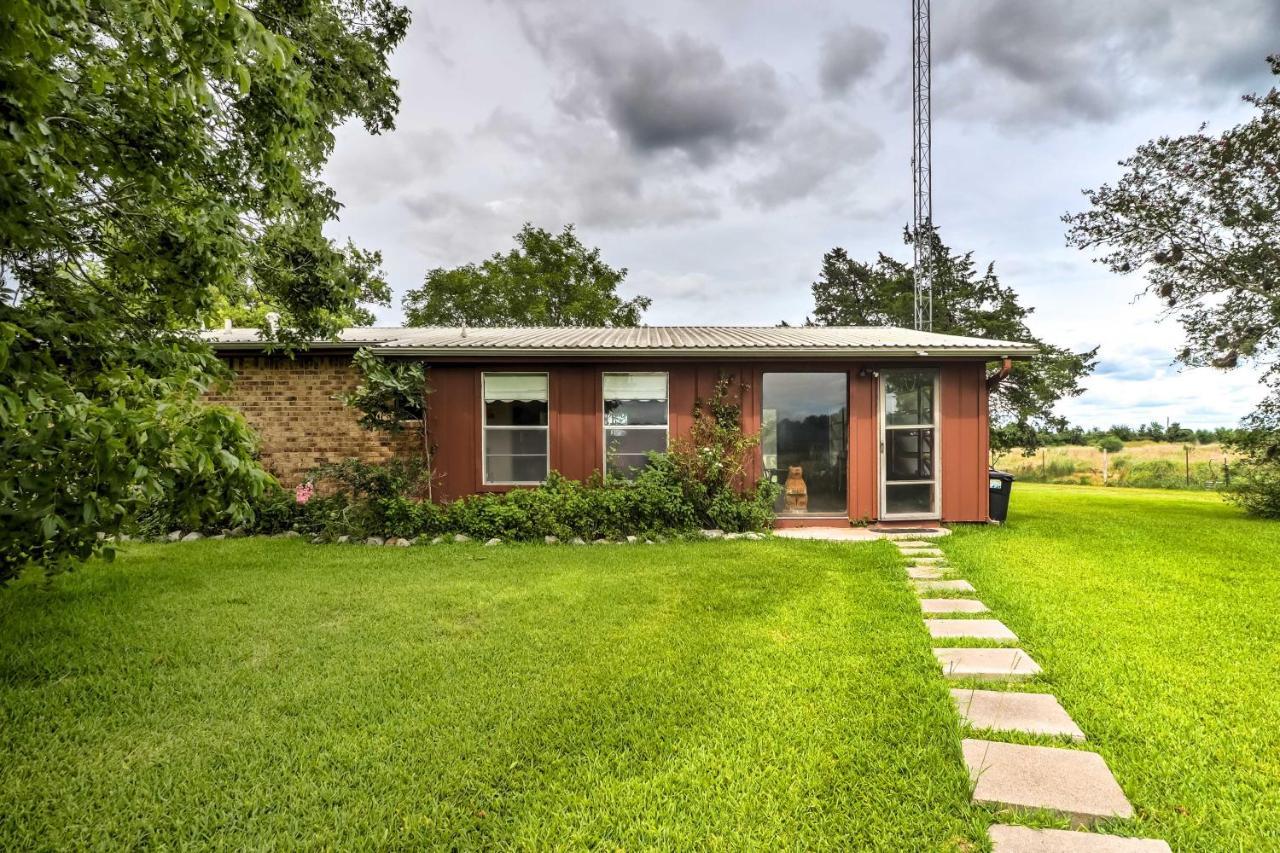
[939,362,990,522]
[424,359,991,522]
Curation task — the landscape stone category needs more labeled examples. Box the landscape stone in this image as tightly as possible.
[744,532,763,540]
[626,535,639,543]
[570,536,587,545]
[484,537,502,547]
[700,529,725,539]
[209,534,225,540]
[926,619,1018,641]
[907,566,946,579]
[430,536,444,545]
[167,530,183,542]
[962,739,1135,825]
[989,825,1170,852]
[920,598,989,614]
[365,536,385,546]
[913,579,975,593]
[229,526,247,538]
[544,535,559,544]
[281,530,302,538]
[934,647,1042,680]
[952,690,1086,741]
[593,537,610,545]
[392,538,412,547]
[453,534,471,543]
[181,531,203,542]
[310,535,325,544]
[336,535,351,544]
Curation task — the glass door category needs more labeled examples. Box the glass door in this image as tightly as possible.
[761,373,848,516]
[880,369,940,518]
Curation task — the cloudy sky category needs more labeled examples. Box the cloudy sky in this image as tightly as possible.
[322,0,1279,429]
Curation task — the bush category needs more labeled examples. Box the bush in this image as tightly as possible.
[1225,460,1280,518]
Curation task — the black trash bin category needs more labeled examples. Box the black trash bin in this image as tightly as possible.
[988,469,1015,523]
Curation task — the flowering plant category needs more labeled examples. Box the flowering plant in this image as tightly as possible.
[295,481,315,505]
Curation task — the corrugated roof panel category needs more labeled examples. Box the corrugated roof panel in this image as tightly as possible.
[201,325,1038,357]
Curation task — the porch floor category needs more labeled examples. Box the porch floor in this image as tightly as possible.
[772,527,951,542]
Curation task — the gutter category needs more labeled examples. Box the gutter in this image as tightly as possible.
[986,356,1014,390]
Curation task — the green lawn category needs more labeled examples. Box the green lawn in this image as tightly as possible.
[0,539,982,850]
[946,483,1280,851]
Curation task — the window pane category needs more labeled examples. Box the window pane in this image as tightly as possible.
[607,453,656,478]
[761,372,848,515]
[485,453,548,483]
[485,399,548,426]
[604,399,667,427]
[605,427,667,457]
[603,373,667,401]
[884,371,935,426]
[886,428,935,481]
[484,427,547,455]
[886,483,933,515]
[483,373,547,401]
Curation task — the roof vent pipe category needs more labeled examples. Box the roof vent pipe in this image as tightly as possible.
[265,312,280,335]
[224,318,233,331]
[460,322,468,339]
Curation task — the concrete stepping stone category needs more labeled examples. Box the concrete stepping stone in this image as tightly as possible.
[989,825,1170,852]
[962,739,1134,825]
[906,556,947,565]
[913,579,975,593]
[934,647,1041,680]
[952,689,1085,740]
[920,598,989,614]
[907,566,947,579]
[898,546,943,554]
[926,619,1017,641]
[890,539,933,548]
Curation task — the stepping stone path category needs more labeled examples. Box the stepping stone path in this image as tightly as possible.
[920,598,989,614]
[913,579,975,593]
[925,618,1017,641]
[963,739,1134,825]
[989,825,1172,852]
[952,689,1085,741]
[934,647,1042,680]
[886,537,1169,849]
[907,566,947,580]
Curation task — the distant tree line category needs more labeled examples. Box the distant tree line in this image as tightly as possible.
[1035,422,1241,448]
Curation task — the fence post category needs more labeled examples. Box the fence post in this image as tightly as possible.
[1184,445,1191,486]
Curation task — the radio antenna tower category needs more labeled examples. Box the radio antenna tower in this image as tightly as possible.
[911,0,933,331]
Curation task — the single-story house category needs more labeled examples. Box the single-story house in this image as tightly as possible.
[205,325,1036,527]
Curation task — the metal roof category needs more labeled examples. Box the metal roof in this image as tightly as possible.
[202,325,1038,359]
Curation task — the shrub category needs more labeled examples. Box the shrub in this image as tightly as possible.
[1225,460,1280,518]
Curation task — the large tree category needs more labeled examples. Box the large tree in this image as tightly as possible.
[403,224,651,327]
[1065,56,1280,514]
[0,0,409,579]
[810,229,1097,453]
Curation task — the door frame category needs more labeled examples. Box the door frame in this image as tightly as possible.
[878,368,942,521]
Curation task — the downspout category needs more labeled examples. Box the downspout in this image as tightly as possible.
[986,357,1013,391]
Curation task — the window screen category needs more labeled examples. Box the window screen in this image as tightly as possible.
[483,373,549,484]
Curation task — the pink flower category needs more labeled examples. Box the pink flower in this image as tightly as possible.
[295,482,314,504]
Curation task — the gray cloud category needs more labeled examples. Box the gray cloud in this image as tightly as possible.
[819,24,888,97]
[526,15,789,164]
[936,0,1280,127]
[736,112,882,209]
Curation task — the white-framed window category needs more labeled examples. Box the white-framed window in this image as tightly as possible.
[603,372,669,478]
[482,373,549,485]
[880,369,940,518]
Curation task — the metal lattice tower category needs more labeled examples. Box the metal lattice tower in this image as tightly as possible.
[911,0,933,331]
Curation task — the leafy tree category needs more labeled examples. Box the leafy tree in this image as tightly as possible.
[1065,55,1280,509]
[0,0,410,580]
[809,228,1098,453]
[403,224,651,327]
[1095,435,1125,454]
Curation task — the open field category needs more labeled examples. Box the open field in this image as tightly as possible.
[947,484,1280,849]
[0,539,982,849]
[993,441,1236,489]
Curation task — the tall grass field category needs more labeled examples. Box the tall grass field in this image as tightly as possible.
[993,442,1236,490]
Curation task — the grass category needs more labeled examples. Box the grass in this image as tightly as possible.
[945,483,1280,850]
[0,539,984,850]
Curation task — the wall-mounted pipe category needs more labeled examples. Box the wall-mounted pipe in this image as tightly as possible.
[986,357,1013,391]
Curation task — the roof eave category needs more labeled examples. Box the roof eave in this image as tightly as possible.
[209,342,1037,359]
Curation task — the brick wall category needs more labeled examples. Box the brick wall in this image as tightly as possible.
[206,353,419,486]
